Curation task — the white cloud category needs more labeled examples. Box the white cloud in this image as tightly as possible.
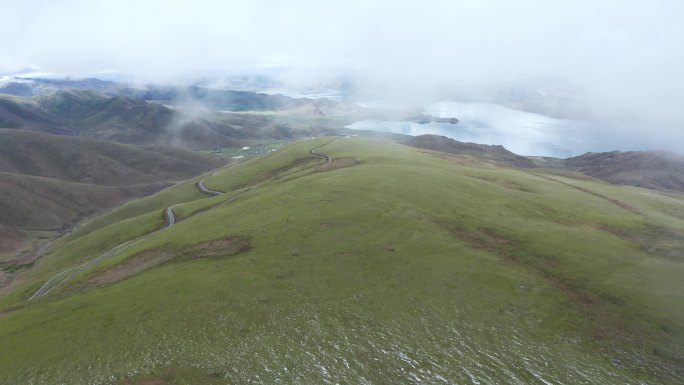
[2,0,683,150]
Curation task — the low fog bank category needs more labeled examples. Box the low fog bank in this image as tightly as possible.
[2,0,682,154]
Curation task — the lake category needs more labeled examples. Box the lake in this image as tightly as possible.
[347,101,636,158]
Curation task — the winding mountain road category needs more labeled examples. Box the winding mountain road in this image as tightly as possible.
[310,138,337,164]
[29,138,338,300]
[29,239,137,300]
[164,207,176,227]
[197,180,224,196]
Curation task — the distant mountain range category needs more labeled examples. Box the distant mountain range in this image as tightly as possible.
[2,79,683,195]
[0,90,335,149]
[0,77,321,110]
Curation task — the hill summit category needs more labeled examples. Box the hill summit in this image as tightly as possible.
[0,137,681,384]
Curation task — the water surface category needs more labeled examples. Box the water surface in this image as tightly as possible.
[348,101,639,157]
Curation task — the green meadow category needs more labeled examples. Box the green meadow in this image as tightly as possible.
[0,137,682,384]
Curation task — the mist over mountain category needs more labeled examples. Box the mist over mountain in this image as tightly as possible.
[3,0,684,153]
[0,88,352,149]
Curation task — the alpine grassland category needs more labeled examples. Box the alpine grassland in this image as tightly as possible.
[0,137,682,384]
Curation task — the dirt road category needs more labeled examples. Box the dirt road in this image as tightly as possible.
[310,139,336,164]
[197,180,223,196]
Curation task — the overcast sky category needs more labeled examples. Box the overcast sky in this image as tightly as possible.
[2,0,683,150]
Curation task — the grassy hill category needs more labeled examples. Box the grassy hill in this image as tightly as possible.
[37,89,175,138]
[0,94,71,134]
[0,138,682,384]
[35,90,251,147]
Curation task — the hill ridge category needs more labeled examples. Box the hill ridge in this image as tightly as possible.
[0,137,681,384]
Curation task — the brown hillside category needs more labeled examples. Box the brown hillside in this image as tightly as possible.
[0,129,223,185]
[404,134,535,168]
[565,150,684,192]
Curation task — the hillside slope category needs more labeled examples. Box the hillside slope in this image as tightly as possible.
[0,129,223,185]
[0,90,343,149]
[565,150,684,192]
[0,138,682,384]
[35,90,252,147]
[0,172,164,232]
[404,134,536,167]
[0,95,70,134]
[36,89,175,140]
[0,129,222,264]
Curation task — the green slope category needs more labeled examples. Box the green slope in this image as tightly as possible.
[0,129,223,185]
[0,129,224,260]
[0,172,166,232]
[0,138,682,384]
